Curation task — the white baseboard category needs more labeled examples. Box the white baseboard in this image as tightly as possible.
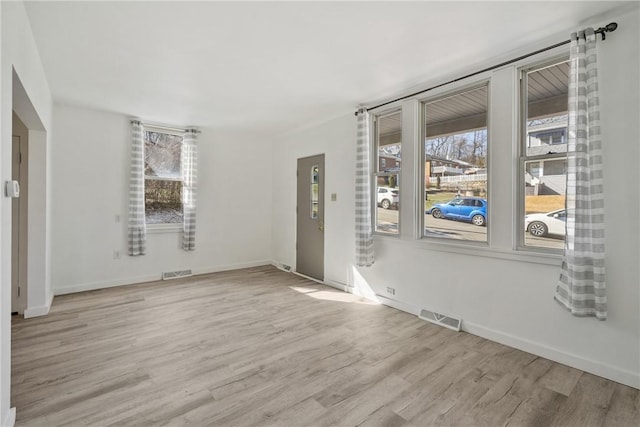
[270,260,292,273]
[54,272,162,295]
[191,260,272,276]
[48,261,639,389]
[24,293,53,318]
[323,279,351,293]
[291,271,324,284]
[54,260,272,296]
[3,407,16,427]
[339,286,640,389]
[269,261,359,295]
[373,294,421,316]
[462,321,640,390]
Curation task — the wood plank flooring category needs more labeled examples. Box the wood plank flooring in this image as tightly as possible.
[11,266,639,426]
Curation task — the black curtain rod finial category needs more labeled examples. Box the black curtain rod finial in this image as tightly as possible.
[595,22,617,40]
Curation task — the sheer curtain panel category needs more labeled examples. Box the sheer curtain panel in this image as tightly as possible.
[355,108,374,266]
[128,120,147,256]
[555,28,607,320]
[182,129,198,251]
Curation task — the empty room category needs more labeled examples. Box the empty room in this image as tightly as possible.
[1,1,639,426]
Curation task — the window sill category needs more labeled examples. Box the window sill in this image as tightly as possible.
[147,224,183,234]
[374,234,563,266]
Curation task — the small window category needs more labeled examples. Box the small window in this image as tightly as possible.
[310,165,319,219]
[144,130,184,225]
[521,60,569,250]
[374,110,401,235]
[424,84,489,241]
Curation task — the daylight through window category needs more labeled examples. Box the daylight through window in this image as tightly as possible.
[374,110,402,235]
[144,130,184,225]
[424,85,488,243]
[521,60,569,250]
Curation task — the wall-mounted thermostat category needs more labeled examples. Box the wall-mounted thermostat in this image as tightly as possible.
[5,180,20,198]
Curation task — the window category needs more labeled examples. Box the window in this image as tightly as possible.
[424,84,488,242]
[521,59,569,250]
[374,110,402,235]
[144,130,184,225]
[529,128,566,146]
[310,165,319,219]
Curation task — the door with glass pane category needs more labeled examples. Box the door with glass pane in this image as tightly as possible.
[296,154,324,281]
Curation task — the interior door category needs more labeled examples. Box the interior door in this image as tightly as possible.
[296,154,325,281]
[11,136,21,313]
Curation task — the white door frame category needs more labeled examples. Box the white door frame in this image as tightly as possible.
[296,154,325,281]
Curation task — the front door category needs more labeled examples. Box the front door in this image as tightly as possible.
[296,154,325,281]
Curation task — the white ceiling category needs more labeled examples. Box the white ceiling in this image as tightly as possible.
[24,1,626,136]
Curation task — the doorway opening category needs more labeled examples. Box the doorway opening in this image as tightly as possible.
[10,67,49,318]
[11,112,29,314]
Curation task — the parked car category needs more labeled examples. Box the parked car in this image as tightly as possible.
[525,209,566,237]
[377,187,399,209]
[426,197,487,226]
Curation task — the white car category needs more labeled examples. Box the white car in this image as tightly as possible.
[525,209,566,237]
[377,187,399,209]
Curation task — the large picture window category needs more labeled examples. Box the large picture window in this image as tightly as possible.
[144,130,184,225]
[423,84,488,243]
[521,60,569,250]
[374,110,402,235]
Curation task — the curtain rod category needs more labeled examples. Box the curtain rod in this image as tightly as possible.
[355,22,618,116]
[129,119,201,134]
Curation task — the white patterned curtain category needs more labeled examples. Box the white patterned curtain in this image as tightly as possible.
[182,129,198,251]
[128,120,147,256]
[355,108,374,266]
[555,28,606,320]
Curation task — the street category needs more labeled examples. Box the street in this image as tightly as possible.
[376,208,564,249]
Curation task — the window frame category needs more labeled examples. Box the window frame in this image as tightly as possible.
[419,80,491,247]
[143,125,185,231]
[372,108,402,237]
[516,56,570,254]
[362,45,570,266]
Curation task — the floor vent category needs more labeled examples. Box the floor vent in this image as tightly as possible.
[419,309,462,332]
[162,269,193,280]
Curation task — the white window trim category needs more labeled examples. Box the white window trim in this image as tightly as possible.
[147,223,183,234]
[363,43,572,264]
[144,176,183,182]
[419,79,492,246]
[143,123,186,136]
[143,126,185,227]
[375,233,562,266]
[515,55,569,255]
[372,108,403,237]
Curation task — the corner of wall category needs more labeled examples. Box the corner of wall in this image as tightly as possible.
[23,292,53,319]
[2,407,16,427]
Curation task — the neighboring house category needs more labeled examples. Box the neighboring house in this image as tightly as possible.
[525,122,568,195]
[379,154,400,172]
[425,155,484,188]
[1,2,638,426]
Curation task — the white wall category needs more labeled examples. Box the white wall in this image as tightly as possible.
[271,114,356,285]
[51,105,273,294]
[271,6,640,388]
[1,1,53,425]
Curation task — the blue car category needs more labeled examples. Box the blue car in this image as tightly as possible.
[426,197,487,226]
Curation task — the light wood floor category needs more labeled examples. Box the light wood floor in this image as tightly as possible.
[11,266,639,426]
